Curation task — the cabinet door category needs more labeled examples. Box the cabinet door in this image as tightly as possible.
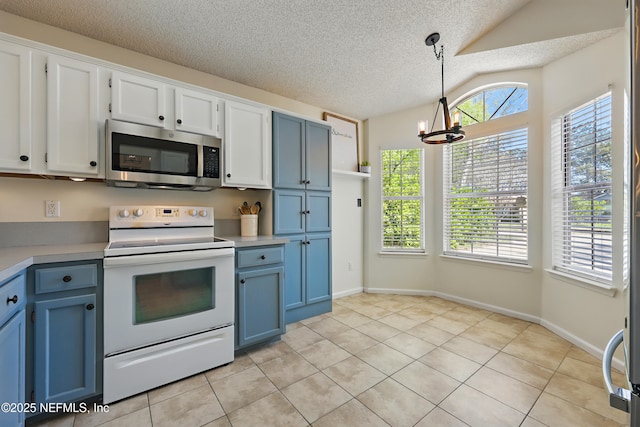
[273,190,305,234]
[0,311,25,427]
[46,56,100,176]
[305,121,331,191]
[306,191,331,232]
[111,71,167,128]
[34,294,96,404]
[306,233,332,304]
[283,235,306,311]
[175,87,219,136]
[236,266,284,348]
[0,41,32,172]
[273,112,305,189]
[224,101,271,188]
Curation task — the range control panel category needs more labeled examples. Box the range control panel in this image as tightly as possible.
[109,205,214,228]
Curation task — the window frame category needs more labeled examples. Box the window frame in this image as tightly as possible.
[551,92,613,284]
[452,83,528,126]
[443,84,530,264]
[380,147,426,253]
[443,126,529,264]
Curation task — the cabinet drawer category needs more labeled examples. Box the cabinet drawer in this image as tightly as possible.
[35,264,98,294]
[0,273,26,326]
[237,246,284,269]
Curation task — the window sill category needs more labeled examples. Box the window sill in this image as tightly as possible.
[545,269,617,297]
[439,254,533,272]
[378,251,427,257]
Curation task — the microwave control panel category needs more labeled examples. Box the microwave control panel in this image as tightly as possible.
[203,147,220,179]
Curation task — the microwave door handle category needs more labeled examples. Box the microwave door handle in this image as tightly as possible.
[197,145,204,178]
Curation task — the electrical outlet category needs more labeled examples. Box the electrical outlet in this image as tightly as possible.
[348,261,353,271]
[45,200,60,217]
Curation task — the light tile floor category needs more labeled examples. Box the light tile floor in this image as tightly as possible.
[29,293,629,427]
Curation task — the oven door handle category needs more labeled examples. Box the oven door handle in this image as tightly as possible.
[103,248,234,268]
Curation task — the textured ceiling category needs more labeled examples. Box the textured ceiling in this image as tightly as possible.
[0,0,626,120]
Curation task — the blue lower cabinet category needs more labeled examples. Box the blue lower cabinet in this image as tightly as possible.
[34,293,96,404]
[26,260,102,413]
[235,246,285,350]
[283,233,332,324]
[0,273,26,427]
[306,234,332,304]
[283,235,305,311]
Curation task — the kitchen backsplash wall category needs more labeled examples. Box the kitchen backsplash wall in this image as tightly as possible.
[0,221,107,248]
[0,176,272,245]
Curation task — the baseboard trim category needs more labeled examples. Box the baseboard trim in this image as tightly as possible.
[364,287,433,297]
[540,318,626,373]
[332,287,364,299]
[431,291,541,324]
[361,287,624,372]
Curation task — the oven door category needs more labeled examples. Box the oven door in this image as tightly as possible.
[103,247,234,355]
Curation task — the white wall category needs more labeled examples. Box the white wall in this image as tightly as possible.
[540,31,627,352]
[364,104,437,294]
[365,69,544,316]
[433,69,544,319]
[364,30,627,355]
[0,176,267,222]
[331,172,366,298]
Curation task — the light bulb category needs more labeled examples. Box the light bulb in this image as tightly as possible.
[418,120,427,135]
[452,111,461,127]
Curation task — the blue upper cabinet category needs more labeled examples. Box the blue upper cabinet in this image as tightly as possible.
[273,112,306,189]
[273,190,306,235]
[273,112,331,191]
[305,121,331,191]
[306,191,331,232]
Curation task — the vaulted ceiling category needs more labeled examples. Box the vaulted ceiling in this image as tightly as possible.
[0,0,625,120]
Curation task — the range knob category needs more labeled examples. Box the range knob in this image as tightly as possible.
[133,208,144,217]
[198,210,208,217]
[118,209,130,218]
[188,209,198,217]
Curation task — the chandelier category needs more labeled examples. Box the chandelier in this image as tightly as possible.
[418,32,465,144]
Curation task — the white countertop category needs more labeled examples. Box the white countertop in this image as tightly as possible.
[221,235,289,248]
[0,243,107,283]
[0,237,289,283]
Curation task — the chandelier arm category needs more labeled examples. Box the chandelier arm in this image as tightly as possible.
[430,98,441,133]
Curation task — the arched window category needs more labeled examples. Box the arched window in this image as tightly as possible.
[451,85,528,126]
[443,84,529,263]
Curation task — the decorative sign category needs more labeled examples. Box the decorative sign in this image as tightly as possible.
[323,112,359,172]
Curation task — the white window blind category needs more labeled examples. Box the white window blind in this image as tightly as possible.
[443,128,528,262]
[381,148,424,251]
[552,93,612,281]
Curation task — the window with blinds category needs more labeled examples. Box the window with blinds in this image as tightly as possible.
[443,128,528,262]
[381,148,425,251]
[552,93,612,282]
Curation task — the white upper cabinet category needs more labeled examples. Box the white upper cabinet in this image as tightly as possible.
[110,71,220,136]
[175,87,219,136]
[46,55,101,177]
[223,100,271,188]
[110,71,166,128]
[0,41,32,172]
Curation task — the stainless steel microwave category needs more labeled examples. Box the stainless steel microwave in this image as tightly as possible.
[105,119,222,191]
